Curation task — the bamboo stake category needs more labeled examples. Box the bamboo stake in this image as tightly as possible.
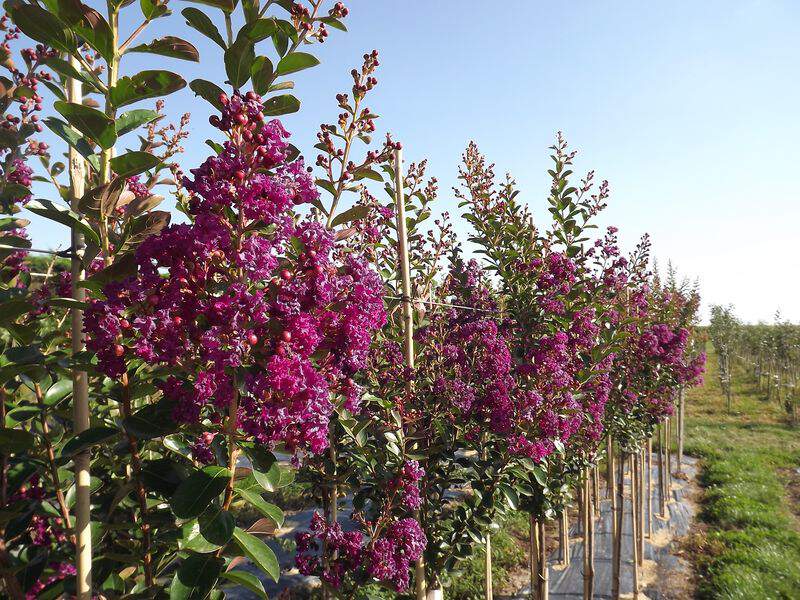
[658,423,667,518]
[582,471,594,600]
[665,417,672,491]
[612,453,624,600]
[606,436,614,499]
[394,149,426,600]
[538,518,549,600]
[67,58,92,600]
[677,386,685,471]
[636,449,644,566]
[485,533,493,600]
[646,437,653,539]
[530,515,537,600]
[559,510,569,566]
[592,465,600,519]
[608,437,617,537]
[630,455,640,599]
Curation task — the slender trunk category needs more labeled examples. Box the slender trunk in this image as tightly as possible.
[645,438,653,539]
[559,510,569,566]
[582,471,594,600]
[537,518,548,600]
[68,57,92,600]
[529,515,538,600]
[394,149,426,600]
[612,453,624,599]
[33,384,72,537]
[630,454,640,599]
[484,534,493,600]
[636,449,644,566]
[677,386,685,471]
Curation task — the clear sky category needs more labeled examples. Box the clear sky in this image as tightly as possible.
[23,0,800,323]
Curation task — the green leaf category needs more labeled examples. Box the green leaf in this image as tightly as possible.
[242,446,283,492]
[199,507,235,545]
[4,2,75,54]
[140,0,169,20]
[109,71,186,108]
[234,488,283,529]
[224,38,255,88]
[115,109,160,136]
[219,571,266,598]
[122,398,177,439]
[25,199,100,245]
[240,18,276,42]
[43,117,96,163]
[44,57,94,87]
[44,379,72,405]
[54,101,116,150]
[5,406,39,427]
[57,1,114,62]
[169,552,224,600]
[232,528,279,582]
[179,519,221,553]
[182,7,225,49]
[182,0,237,13]
[0,427,35,453]
[189,79,225,111]
[250,56,273,95]
[128,36,200,62]
[170,465,231,519]
[330,204,369,228]
[60,426,118,457]
[110,151,161,177]
[275,51,319,76]
[262,94,299,116]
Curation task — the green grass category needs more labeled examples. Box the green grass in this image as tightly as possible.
[684,347,800,599]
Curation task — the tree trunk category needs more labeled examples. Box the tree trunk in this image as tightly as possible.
[612,454,625,599]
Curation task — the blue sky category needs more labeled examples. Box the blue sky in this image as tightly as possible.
[23,0,800,323]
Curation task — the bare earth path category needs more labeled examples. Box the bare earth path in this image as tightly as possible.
[510,455,699,600]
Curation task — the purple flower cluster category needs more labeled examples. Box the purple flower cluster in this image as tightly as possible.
[85,93,386,456]
[294,513,426,591]
[365,518,426,591]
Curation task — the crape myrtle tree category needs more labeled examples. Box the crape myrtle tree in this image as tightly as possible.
[0,0,380,597]
[0,0,714,597]
[456,137,622,598]
[732,314,800,423]
[288,50,433,596]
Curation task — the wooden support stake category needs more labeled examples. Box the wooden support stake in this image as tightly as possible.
[394,149,426,600]
[559,510,569,566]
[636,449,644,566]
[630,455,640,599]
[530,515,537,600]
[677,385,685,472]
[612,453,624,600]
[665,416,672,476]
[485,533,493,600]
[608,437,617,536]
[68,59,92,600]
[658,423,667,518]
[538,518,549,600]
[646,437,652,538]
[583,471,594,600]
[592,464,600,519]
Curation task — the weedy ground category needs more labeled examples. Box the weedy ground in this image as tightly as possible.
[684,347,800,599]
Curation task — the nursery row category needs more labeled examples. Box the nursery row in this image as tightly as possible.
[708,306,799,422]
[0,1,705,599]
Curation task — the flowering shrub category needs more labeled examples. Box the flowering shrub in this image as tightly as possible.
[0,0,711,598]
[86,103,385,456]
